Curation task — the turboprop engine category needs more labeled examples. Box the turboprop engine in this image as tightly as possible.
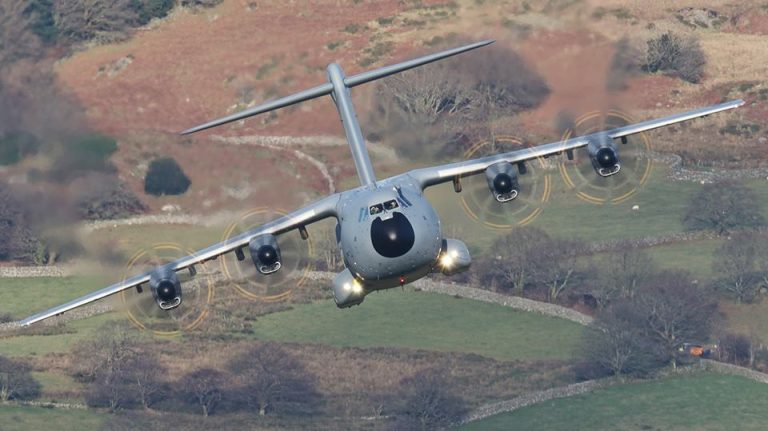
[249,234,282,275]
[150,267,182,310]
[485,162,520,202]
[587,134,621,177]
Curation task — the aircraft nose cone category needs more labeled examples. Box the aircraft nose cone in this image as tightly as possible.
[370,212,415,258]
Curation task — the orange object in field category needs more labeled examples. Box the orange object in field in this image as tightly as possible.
[689,346,704,357]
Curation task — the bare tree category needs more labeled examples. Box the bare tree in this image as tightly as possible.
[368,43,548,160]
[73,322,140,411]
[528,238,584,303]
[481,226,552,294]
[395,368,467,431]
[633,271,718,368]
[683,181,764,234]
[0,355,41,401]
[606,248,656,299]
[227,343,319,416]
[712,234,765,303]
[126,352,167,410]
[580,301,664,377]
[181,368,224,417]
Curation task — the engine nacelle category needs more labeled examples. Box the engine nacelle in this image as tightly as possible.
[437,239,472,276]
[587,135,621,177]
[249,234,282,275]
[150,267,182,310]
[332,269,366,308]
[485,162,519,202]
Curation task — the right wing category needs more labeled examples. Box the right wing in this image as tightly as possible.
[19,194,341,326]
[408,99,744,189]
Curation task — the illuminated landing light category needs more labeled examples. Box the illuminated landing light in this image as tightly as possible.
[351,280,363,295]
[440,250,459,269]
[343,279,364,294]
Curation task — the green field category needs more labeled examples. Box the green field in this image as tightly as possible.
[251,288,586,361]
[0,405,105,431]
[0,314,119,357]
[0,276,109,319]
[462,373,768,431]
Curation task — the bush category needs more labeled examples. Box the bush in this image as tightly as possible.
[49,133,118,181]
[132,0,174,24]
[644,32,706,83]
[0,130,39,165]
[718,333,752,366]
[0,355,42,401]
[0,185,39,262]
[74,174,146,220]
[144,157,191,196]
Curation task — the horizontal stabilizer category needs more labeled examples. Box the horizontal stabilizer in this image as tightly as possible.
[181,83,333,135]
[180,40,495,135]
[344,39,494,88]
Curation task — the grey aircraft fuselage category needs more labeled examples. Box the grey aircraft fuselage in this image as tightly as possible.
[322,62,463,305]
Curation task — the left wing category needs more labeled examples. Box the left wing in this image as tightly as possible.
[409,99,744,189]
[19,194,340,326]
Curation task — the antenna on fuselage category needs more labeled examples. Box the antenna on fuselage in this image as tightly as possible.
[181,39,495,187]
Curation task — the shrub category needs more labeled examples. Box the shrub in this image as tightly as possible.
[0,355,42,401]
[133,0,175,25]
[644,32,706,83]
[49,133,118,181]
[144,156,191,196]
[74,174,146,220]
[0,131,39,165]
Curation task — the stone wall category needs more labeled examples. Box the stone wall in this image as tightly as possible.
[459,378,619,424]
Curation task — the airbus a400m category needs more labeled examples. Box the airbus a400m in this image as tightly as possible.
[19,40,743,326]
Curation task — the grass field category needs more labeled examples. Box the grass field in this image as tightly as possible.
[462,373,768,431]
[0,277,109,319]
[0,405,105,431]
[251,288,586,362]
[0,314,119,357]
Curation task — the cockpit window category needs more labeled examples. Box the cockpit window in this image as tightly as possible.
[384,199,399,210]
[369,204,384,215]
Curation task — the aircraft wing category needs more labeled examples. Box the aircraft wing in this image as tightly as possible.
[409,99,744,189]
[18,194,340,326]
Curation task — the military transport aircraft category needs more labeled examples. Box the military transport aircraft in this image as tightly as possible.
[20,40,743,326]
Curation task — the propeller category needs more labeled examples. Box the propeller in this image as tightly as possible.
[118,243,213,335]
[219,208,315,302]
[558,110,654,205]
[458,136,552,230]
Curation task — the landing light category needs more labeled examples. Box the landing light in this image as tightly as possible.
[440,250,458,269]
[344,280,364,294]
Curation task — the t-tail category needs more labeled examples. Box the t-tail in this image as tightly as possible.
[181,40,495,188]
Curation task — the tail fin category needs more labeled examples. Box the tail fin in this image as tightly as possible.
[180,40,494,135]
